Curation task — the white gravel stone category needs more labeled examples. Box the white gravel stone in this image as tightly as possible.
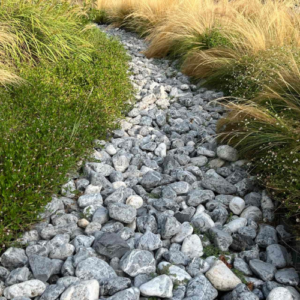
[154,143,167,157]
[85,185,102,195]
[126,195,144,209]
[140,275,173,298]
[171,222,193,243]
[224,217,247,233]
[206,260,241,291]
[267,287,293,300]
[60,279,99,300]
[229,197,245,215]
[181,234,203,258]
[4,279,46,299]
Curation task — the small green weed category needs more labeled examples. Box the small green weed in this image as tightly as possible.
[232,268,247,284]
[203,245,230,258]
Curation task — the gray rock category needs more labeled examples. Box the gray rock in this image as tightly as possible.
[209,227,233,252]
[71,235,95,251]
[163,250,190,266]
[238,226,256,239]
[90,172,112,188]
[1,248,28,270]
[174,207,195,223]
[261,281,283,298]
[158,262,191,283]
[191,213,214,233]
[275,268,299,286]
[249,259,277,281]
[171,285,186,300]
[266,244,290,268]
[187,190,215,206]
[92,206,109,224]
[25,244,49,257]
[190,156,208,167]
[202,175,237,195]
[217,145,238,162]
[210,205,228,225]
[136,215,157,233]
[5,267,29,286]
[112,150,132,173]
[152,197,179,212]
[75,257,117,282]
[187,257,210,277]
[0,267,9,281]
[40,224,77,240]
[120,250,156,277]
[261,191,275,222]
[77,194,103,208]
[39,197,64,219]
[239,246,260,263]
[255,225,278,248]
[240,206,262,222]
[49,244,75,260]
[76,178,90,191]
[171,222,193,243]
[140,171,162,190]
[100,277,131,296]
[89,162,114,176]
[104,187,135,206]
[235,178,254,197]
[109,203,137,224]
[161,216,181,239]
[56,276,80,288]
[72,247,97,268]
[133,274,153,288]
[276,225,291,240]
[233,258,253,276]
[61,257,74,276]
[105,287,140,300]
[136,231,162,251]
[162,156,180,174]
[102,221,124,233]
[28,255,56,283]
[230,233,255,252]
[169,182,191,195]
[93,232,130,259]
[244,192,261,207]
[39,284,65,300]
[85,222,103,235]
[186,275,218,300]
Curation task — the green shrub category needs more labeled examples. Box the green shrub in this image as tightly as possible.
[0,28,133,250]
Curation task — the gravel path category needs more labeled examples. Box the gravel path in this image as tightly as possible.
[0,26,299,300]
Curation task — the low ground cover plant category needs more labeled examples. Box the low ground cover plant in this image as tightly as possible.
[90,0,300,217]
[0,0,132,250]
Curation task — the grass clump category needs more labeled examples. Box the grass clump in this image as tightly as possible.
[0,4,133,250]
